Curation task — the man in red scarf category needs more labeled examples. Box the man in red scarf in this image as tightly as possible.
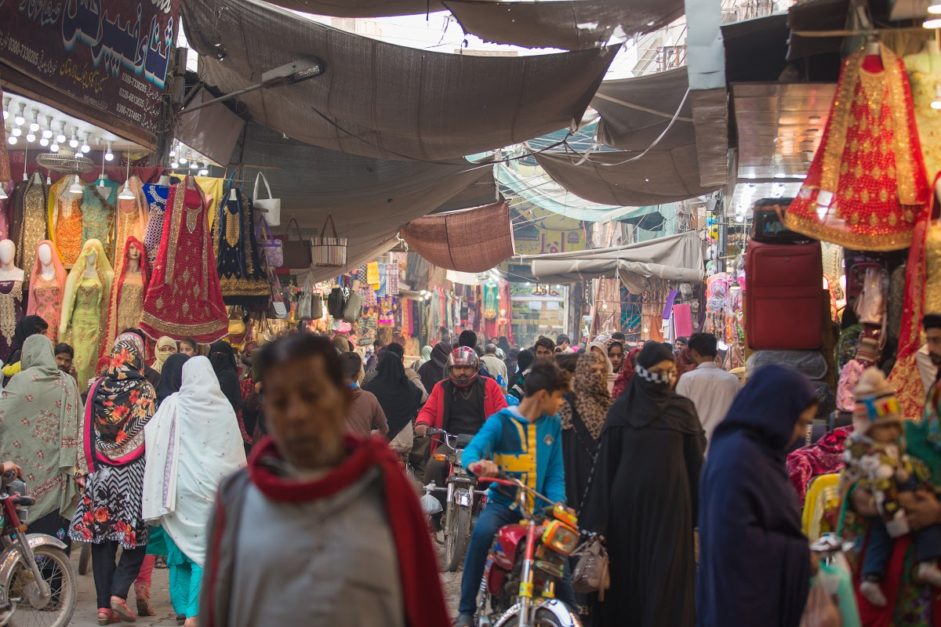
[199,333,449,627]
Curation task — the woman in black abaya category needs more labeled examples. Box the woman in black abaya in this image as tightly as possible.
[581,341,705,627]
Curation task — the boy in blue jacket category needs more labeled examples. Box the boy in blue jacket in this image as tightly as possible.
[456,361,572,626]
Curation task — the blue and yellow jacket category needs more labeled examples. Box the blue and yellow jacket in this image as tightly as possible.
[462,406,566,510]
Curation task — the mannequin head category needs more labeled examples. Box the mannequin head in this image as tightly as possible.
[0,240,15,267]
[128,246,140,261]
[86,250,97,269]
[37,243,52,267]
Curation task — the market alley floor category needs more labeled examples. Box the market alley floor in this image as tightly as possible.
[67,544,463,625]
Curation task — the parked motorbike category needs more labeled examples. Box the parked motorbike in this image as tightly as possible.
[0,470,76,626]
[421,428,488,571]
[474,475,585,627]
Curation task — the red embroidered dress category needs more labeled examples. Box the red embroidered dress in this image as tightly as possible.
[786,46,932,250]
[140,179,227,343]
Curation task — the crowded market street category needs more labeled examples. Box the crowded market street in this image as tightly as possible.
[4,0,941,626]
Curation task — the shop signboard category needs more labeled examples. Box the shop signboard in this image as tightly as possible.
[0,0,181,149]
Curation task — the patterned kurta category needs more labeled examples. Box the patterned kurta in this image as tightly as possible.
[14,175,46,274]
[31,275,62,343]
[82,182,117,258]
[0,280,23,361]
[55,197,84,268]
[142,184,170,267]
[786,46,932,250]
[62,276,103,392]
[217,188,267,306]
[141,181,228,343]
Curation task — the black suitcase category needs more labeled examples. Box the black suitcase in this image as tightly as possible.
[752,198,812,244]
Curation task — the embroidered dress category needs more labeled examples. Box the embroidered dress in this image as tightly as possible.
[786,46,932,250]
[112,177,147,275]
[216,188,267,306]
[141,180,228,343]
[905,48,941,179]
[102,238,150,361]
[27,239,67,343]
[54,196,84,268]
[82,181,117,257]
[142,184,170,267]
[0,280,24,362]
[12,174,47,274]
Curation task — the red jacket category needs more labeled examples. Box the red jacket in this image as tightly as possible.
[417,376,508,434]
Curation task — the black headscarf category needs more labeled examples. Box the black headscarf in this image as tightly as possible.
[510,348,534,386]
[156,353,190,407]
[418,342,451,392]
[8,314,49,364]
[209,341,241,413]
[609,341,699,433]
[365,351,423,439]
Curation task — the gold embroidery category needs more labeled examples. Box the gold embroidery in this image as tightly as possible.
[888,212,898,226]
[185,206,201,235]
[786,212,914,250]
[861,189,870,203]
[140,311,227,338]
[224,204,240,249]
[164,183,186,287]
[869,213,878,226]
[872,165,882,179]
[0,282,23,341]
[880,189,889,202]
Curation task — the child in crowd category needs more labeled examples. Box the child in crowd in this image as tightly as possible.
[843,368,941,606]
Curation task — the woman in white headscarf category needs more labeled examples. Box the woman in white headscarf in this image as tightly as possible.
[142,356,246,627]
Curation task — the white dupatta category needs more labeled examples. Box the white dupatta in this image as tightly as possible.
[142,356,246,565]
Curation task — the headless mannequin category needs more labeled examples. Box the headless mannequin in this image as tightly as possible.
[0,241,24,283]
[83,250,98,280]
[157,175,171,186]
[37,243,55,281]
[905,39,941,74]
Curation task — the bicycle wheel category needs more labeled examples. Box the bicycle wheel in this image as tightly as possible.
[444,502,472,572]
[6,544,77,627]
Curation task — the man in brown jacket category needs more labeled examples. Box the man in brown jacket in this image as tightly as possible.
[340,352,388,436]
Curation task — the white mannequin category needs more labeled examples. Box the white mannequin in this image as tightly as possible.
[83,250,98,279]
[158,175,171,186]
[0,241,24,282]
[37,243,55,281]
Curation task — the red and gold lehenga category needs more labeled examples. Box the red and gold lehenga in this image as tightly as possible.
[140,179,228,343]
[786,46,932,250]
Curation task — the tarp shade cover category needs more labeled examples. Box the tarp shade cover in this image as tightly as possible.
[260,0,443,17]
[400,201,514,272]
[176,87,246,166]
[526,230,703,291]
[183,0,620,161]
[443,0,683,51]
[235,124,491,283]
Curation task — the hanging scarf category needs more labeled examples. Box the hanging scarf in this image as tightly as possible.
[560,351,611,440]
[101,237,150,362]
[0,334,82,520]
[246,435,450,627]
[59,238,114,340]
[364,351,423,439]
[84,332,157,471]
[152,336,177,373]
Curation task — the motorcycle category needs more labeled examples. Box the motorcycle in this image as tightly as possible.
[0,470,76,626]
[422,428,488,571]
[474,475,586,627]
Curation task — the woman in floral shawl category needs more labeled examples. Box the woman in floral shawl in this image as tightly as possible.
[0,334,83,541]
[70,332,157,625]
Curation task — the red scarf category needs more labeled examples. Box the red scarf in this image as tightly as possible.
[248,435,450,627]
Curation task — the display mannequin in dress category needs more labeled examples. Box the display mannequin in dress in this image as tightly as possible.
[102,237,149,360]
[27,240,67,341]
[905,40,941,180]
[52,183,84,268]
[0,239,25,361]
[60,239,114,391]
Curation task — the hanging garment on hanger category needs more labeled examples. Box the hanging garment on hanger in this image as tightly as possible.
[216,187,268,306]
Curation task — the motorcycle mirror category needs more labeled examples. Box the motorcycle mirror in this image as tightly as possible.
[420,494,443,516]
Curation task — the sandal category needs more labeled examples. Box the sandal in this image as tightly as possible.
[97,609,119,625]
[110,597,136,622]
[136,599,155,617]
[176,616,186,626]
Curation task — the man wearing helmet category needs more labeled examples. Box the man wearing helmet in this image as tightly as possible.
[415,346,508,512]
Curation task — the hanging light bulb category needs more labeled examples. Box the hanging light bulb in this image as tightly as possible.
[189,160,198,170]
[170,160,179,169]
[10,128,21,138]
[104,142,114,161]
[38,137,48,147]
[13,104,24,127]
[68,174,84,195]
[55,122,66,144]
[50,142,59,153]
[25,133,35,143]
[179,156,187,165]
[68,134,79,149]
[80,133,90,153]
[930,2,941,12]
[7,136,17,146]
[118,154,135,201]
[27,114,39,133]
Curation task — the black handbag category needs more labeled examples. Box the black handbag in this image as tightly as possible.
[327,287,347,318]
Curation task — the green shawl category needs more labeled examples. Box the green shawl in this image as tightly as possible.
[0,335,83,520]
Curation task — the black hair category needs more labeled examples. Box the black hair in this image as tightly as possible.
[608,340,624,353]
[257,332,346,391]
[925,313,941,331]
[611,332,626,341]
[524,360,571,396]
[384,342,405,358]
[339,351,362,381]
[54,343,74,358]
[179,337,198,351]
[459,330,478,349]
[556,334,571,346]
[373,339,384,348]
[516,349,535,372]
[554,353,578,374]
[688,332,719,358]
[121,328,148,344]
[533,336,555,353]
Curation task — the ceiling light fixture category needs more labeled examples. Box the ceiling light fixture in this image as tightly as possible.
[25,133,35,143]
[924,17,941,28]
[50,142,59,153]
[39,137,48,147]
[68,133,79,149]
[12,104,24,127]
[6,136,16,146]
[118,154,135,201]
[68,174,84,195]
[104,142,114,161]
[930,3,941,13]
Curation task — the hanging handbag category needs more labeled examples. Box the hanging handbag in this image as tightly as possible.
[311,292,324,320]
[311,214,348,268]
[327,287,347,318]
[342,290,363,323]
[282,217,312,270]
[252,172,281,226]
[297,272,314,319]
[571,536,611,600]
[256,217,283,269]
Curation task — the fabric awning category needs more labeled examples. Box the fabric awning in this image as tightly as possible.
[526,230,703,291]
[260,0,443,17]
[183,0,620,161]
[233,124,492,283]
[400,201,514,272]
[443,0,682,51]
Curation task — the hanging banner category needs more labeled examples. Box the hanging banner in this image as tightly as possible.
[0,0,181,148]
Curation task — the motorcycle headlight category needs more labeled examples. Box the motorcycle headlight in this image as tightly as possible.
[542,519,579,556]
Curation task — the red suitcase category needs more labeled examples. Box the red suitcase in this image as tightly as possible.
[745,239,824,350]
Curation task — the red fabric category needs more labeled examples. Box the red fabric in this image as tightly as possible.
[785,426,851,502]
[612,347,642,398]
[855,535,911,627]
[416,377,508,450]
[247,436,450,627]
[140,180,228,343]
